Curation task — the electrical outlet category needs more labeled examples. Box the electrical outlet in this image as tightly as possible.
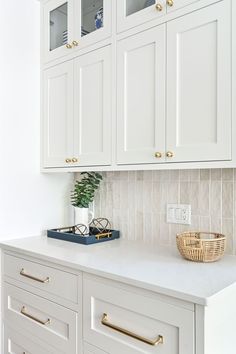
[167,204,191,225]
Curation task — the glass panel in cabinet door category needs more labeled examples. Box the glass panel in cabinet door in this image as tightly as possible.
[50,2,68,51]
[117,0,166,33]
[126,0,155,16]
[81,0,104,37]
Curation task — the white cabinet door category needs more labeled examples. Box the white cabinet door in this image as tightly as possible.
[166,0,231,163]
[73,46,112,166]
[166,0,200,13]
[84,342,108,354]
[117,26,166,165]
[43,0,75,63]
[117,0,166,33]
[43,61,74,168]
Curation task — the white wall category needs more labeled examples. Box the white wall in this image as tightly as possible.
[0,0,73,240]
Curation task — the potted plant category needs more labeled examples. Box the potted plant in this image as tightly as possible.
[71,172,103,233]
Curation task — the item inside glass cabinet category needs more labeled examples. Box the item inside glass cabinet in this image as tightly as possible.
[126,0,155,16]
[81,0,103,37]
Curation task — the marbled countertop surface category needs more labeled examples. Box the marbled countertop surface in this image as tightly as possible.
[1,236,236,305]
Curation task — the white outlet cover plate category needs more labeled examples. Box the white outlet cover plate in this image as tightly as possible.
[167,204,191,225]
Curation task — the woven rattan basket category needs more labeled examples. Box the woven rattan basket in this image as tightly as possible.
[176,232,226,263]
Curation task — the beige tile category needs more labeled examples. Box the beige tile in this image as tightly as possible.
[135,211,144,241]
[222,169,234,181]
[199,181,210,216]
[143,170,153,181]
[190,182,200,215]
[160,182,169,213]
[190,169,200,181]
[199,216,210,231]
[180,182,191,204]
[152,170,161,182]
[170,170,180,181]
[152,182,161,212]
[222,218,234,254]
[167,182,179,204]
[159,214,170,245]
[143,213,153,242]
[180,169,191,182]
[160,170,170,182]
[200,169,210,181]
[128,171,136,181]
[210,181,222,218]
[136,171,144,181]
[222,182,233,218]
[211,169,222,181]
[152,213,160,244]
[143,181,153,210]
[119,180,129,210]
[210,217,222,233]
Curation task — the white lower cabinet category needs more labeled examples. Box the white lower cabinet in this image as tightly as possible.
[4,326,63,354]
[83,275,194,354]
[84,343,108,354]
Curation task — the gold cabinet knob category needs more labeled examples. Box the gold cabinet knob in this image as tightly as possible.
[156,3,163,11]
[72,158,78,163]
[65,158,72,163]
[72,40,79,47]
[166,151,174,158]
[155,152,162,158]
[66,43,73,49]
[167,0,174,6]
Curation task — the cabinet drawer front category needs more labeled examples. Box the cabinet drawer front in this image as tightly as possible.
[4,283,77,353]
[84,276,194,354]
[4,253,78,303]
[4,326,64,354]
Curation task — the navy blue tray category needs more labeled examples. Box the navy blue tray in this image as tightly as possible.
[47,227,120,245]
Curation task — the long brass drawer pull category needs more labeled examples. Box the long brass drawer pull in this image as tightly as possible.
[101,313,164,346]
[20,268,50,283]
[21,306,51,325]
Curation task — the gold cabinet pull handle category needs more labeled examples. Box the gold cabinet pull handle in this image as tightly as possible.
[167,0,174,6]
[72,40,79,47]
[66,43,73,49]
[20,268,50,284]
[156,3,163,11]
[65,158,72,163]
[101,313,163,346]
[155,152,162,158]
[166,151,174,158]
[21,306,51,326]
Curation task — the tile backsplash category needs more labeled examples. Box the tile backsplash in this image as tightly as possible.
[77,169,236,254]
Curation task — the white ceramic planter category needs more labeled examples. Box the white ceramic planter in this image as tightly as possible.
[74,207,94,234]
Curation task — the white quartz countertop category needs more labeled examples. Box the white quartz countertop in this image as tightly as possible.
[1,236,236,306]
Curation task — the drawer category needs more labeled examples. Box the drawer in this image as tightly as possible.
[4,253,79,303]
[4,325,64,354]
[84,342,109,354]
[83,276,194,354]
[4,283,77,354]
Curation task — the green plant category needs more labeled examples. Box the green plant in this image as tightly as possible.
[71,172,103,208]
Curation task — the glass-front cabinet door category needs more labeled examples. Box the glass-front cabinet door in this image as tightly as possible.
[43,0,74,62]
[117,0,166,33]
[73,0,111,51]
[43,0,111,63]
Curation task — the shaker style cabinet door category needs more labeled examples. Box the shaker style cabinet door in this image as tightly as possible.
[73,46,112,166]
[43,0,75,63]
[166,0,231,163]
[117,25,166,165]
[166,0,200,13]
[43,61,74,168]
[117,0,166,33]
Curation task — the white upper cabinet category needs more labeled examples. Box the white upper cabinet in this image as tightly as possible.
[166,0,200,13]
[117,0,166,33]
[43,0,111,63]
[117,25,166,165]
[42,46,112,169]
[43,61,74,168]
[166,0,231,163]
[73,46,112,166]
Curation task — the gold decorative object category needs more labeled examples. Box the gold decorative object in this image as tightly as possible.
[101,313,164,346]
[167,0,174,6]
[65,158,72,163]
[176,231,226,263]
[66,43,73,49]
[74,224,90,236]
[72,40,79,46]
[72,158,78,163]
[155,3,163,11]
[166,151,174,158]
[155,152,162,158]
